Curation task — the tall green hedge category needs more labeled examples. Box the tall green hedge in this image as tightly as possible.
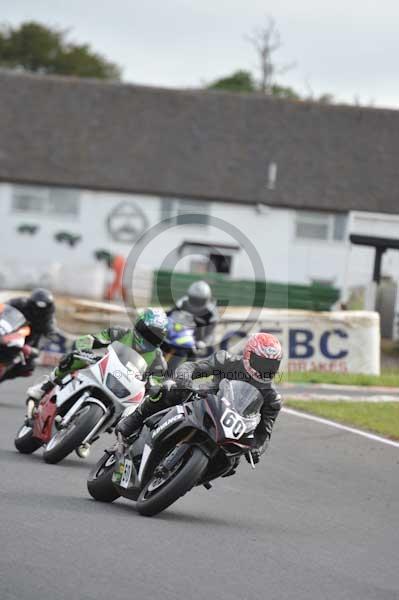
[152,271,340,311]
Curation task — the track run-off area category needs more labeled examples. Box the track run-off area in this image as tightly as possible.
[1,374,398,600]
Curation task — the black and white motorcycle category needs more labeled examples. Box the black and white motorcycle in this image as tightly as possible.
[87,379,263,516]
[15,342,151,464]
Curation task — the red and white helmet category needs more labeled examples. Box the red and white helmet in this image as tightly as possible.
[243,333,283,382]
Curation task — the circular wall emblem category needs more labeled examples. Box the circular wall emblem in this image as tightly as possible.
[107,202,149,243]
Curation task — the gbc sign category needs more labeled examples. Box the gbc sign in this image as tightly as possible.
[287,328,348,360]
[213,310,380,375]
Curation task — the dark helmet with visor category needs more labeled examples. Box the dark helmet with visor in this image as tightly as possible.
[133,308,168,353]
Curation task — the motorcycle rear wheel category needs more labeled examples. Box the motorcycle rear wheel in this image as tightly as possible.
[137,446,208,517]
[43,404,104,464]
[14,424,43,454]
[87,452,120,502]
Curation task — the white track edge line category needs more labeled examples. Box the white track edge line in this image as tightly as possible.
[282,407,399,448]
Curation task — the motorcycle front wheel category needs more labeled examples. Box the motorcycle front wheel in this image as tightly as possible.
[14,424,43,454]
[137,446,208,517]
[43,404,104,464]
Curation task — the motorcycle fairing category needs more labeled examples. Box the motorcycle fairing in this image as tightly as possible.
[0,305,26,336]
[165,310,197,350]
[110,379,264,498]
[33,391,57,442]
[0,305,31,375]
[55,342,146,411]
[112,405,188,499]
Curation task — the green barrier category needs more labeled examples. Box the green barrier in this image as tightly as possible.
[151,271,340,311]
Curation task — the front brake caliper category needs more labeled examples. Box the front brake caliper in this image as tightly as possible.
[162,445,189,471]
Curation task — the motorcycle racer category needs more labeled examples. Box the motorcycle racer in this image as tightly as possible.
[26,308,168,407]
[2,288,56,382]
[167,281,219,346]
[117,332,283,465]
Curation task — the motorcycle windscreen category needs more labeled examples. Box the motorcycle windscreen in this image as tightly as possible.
[0,305,26,335]
[217,379,263,418]
[169,309,196,330]
[109,341,148,378]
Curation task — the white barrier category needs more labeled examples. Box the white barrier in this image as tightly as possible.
[47,263,107,299]
[0,261,107,299]
[0,261,154,303]
[0,292,381,375]
[212,309,381,375]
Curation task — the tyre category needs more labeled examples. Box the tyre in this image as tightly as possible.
[14,424,43,454]
[87,452,120,502]
[43,404,104,464]
[137,446,208,517]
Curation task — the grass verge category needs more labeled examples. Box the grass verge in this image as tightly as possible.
[285,400,399,441]
[280,371,399,388]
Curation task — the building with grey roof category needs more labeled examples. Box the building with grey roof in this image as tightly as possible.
[1,69,399,213]
[0,69,399,327]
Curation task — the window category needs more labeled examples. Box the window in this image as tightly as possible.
[160,198,210,226]
[209,253,232,274]
[295,211,347,242]
[12,185,80,218]
[332,213,347,241]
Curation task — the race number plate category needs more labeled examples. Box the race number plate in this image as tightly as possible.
[220,408,246,439]
[120,458,133,488]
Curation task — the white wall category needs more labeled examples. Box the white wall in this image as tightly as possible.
[1,182,396,298]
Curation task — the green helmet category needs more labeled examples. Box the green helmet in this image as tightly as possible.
[133,307,168,353]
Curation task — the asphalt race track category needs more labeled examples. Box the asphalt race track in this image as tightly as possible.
[1,375,398,600]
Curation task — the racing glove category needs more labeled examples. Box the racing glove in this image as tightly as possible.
[60,350,98,370]
[57,352,76,374]
[145,379,178,403]
[245,442,268,465]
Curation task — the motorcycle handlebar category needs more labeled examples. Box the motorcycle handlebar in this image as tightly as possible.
[72,351,100,364]
[192,383,219,397]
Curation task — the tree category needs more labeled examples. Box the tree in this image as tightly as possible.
[245,16,294,94]
[205,17,335,104]
[0,21,121,80]
[317,93,334,105]
[207,71,300,100]
[270,84,300,100]
[207,17,301,99]
[208,70,256,93]
[304,80,335,105]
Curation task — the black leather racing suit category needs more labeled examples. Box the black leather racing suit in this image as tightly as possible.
[3,297,56,380]
[117,349,282,451]
[174,350,282,449]
[8,297,56,347]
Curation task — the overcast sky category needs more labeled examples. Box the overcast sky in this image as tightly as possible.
[3,0,399,109]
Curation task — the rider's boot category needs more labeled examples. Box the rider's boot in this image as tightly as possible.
[24,398,36,427]
[26,371,57,402]
[116,396,159,440]
[25,372,58,425]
